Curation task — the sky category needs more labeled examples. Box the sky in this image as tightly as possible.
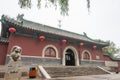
[0,0,120,48]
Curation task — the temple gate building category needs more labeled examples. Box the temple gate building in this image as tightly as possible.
[0,15,120,67]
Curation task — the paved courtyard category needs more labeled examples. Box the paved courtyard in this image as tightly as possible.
[49,74,120,80]
[0,73,120,80]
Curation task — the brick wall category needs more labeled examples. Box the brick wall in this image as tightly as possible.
[81,60,105,66]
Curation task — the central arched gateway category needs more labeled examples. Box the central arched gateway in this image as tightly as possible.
[63,46,79,66]
[65,49,75,66]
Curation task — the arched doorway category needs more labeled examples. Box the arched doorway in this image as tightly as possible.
[65,49,75,66]
[63,46,79,66]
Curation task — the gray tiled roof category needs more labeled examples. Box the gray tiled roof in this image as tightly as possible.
[1,15,109,46]
[0,37,9,43]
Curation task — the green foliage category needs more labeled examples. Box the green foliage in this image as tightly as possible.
[18,0,90,16]
[102,41,120,55]
[18,0,32,8]
[59,0,69,15]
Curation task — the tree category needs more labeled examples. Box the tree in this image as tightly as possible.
[102,41,120,56]
[18,0,90,16]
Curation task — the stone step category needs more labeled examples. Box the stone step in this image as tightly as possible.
[44,66,109,78]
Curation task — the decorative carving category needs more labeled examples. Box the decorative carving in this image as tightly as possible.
[83,32,87,37]
[17,14,24,23]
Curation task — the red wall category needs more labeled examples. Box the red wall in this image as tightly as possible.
[7,34,106,61]
[79,46,105,60]
[117,62,120,68]
[0,43,8,65]
[104,56,111,61]
[7,34,61,57]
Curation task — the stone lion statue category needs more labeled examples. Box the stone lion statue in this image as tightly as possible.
[9,45,22,62]
[7,46,22,73]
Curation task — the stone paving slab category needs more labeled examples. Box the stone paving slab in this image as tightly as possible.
[50,74,120,80]
[1,74,120,80]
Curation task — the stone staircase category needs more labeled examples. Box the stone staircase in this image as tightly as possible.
[44,66,109,78]
[0,65,111,78]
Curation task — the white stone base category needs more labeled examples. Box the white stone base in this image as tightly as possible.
[4,72,21,80]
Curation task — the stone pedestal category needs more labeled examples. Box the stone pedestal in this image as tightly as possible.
[5,61,22,80]
[7,60,22,73]
[4,72,21,80]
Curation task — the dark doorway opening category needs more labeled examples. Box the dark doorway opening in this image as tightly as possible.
[65,49,75,66]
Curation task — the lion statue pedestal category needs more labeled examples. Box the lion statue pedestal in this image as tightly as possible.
[5,46,22,80]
